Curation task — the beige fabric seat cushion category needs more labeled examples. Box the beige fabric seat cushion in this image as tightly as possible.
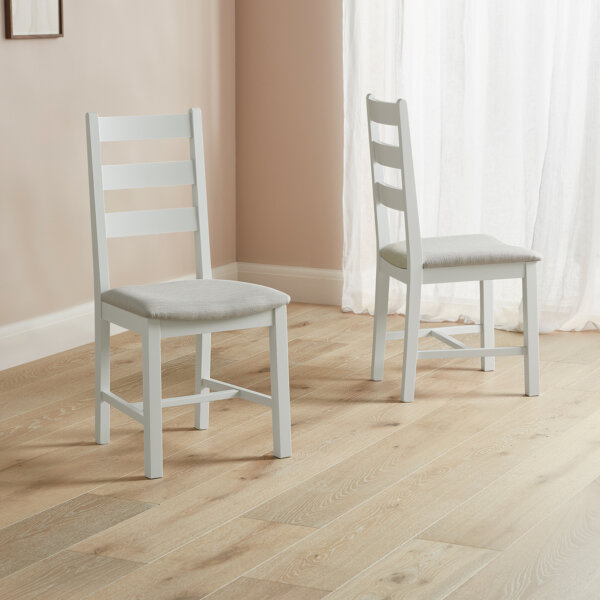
[102,279,290,321]
[380,234,542,269]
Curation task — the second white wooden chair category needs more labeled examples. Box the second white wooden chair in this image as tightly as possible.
[86,108,292,478]
[367,95,542,402]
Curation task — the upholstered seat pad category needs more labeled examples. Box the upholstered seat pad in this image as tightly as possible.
[102,279,290,321]
[380,234,542,269]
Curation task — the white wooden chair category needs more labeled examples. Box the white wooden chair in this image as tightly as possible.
[86,108,292,478]
[367,95,541,402]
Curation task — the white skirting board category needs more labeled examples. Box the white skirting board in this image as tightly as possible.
[0,262,342,370]
[237,262,342,306]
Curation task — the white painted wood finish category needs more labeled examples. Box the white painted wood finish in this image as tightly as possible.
[202,377,273,407]
[480,280,495,371]
[372,141,403,169]
[95,320,111,443]
[86,109,292,478]
[102,391,144,423]
[366,95,541,402]
[194,333,211,430]
[98,114,192,142]
[270,306,292,458]
[104,207,198,239]
[371,268,389,381]
[143,321,163,479]
[375,182,406,211]
[523,262,540,396]
[102,161,195,191]
[385,324,481,341]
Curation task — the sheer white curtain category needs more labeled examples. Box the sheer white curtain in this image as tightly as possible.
[343,0,600,332]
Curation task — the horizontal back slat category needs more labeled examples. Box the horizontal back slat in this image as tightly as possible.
[105,207,198,238]
[102,160,195,191]
[375,182,406,211]
[372,141,402,169]
[367,98,400,126]
[98,114,191,142]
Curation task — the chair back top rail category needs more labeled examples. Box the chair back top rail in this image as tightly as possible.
[366,98,399,126]
[366,94,423,269]
[98,114,191,142]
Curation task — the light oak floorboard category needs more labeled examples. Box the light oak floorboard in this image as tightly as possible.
[323,538,496,600]
[421,391,600,550]
[445,477,600,600]
[84,518,314,600]
[246,392,525,527]
[249,388,600,591]
[206,577,327,600]
[73,389,446,562]
[0,492,152,578]
[0,398,266,527]
[0,550,140,600]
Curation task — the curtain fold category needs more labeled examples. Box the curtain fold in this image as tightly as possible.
[343,0,600,332]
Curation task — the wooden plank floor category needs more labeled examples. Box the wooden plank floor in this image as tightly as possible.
[0,303,599,599]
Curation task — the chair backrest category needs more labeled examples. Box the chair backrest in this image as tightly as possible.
[86,109,211,303]
[366,95,422,271]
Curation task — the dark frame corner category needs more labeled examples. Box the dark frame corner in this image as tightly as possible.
[4,0,63,39]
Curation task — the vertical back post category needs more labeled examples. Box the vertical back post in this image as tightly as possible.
[366,99,391,251]
[189,108,212,280]
[87,112,112,445]
[86,112,111,298]
[397,99,423,272]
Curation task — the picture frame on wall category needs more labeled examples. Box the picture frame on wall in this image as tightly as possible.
[4,0,63,39]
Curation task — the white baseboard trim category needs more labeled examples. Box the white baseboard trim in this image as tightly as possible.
[237,262,342,306]
[0,261,341,370]
[0,301,98,372]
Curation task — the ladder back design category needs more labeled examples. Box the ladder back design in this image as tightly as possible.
[366,95,422,267]
[86,108,212,296]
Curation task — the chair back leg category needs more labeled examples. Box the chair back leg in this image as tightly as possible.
[143,321,163,478]
[95,316,111,444]
[194,333,211,429]
[523,262,540,396]
[371,266,390,381]
[270,306,292,458]
[480,280,495,371]
[401,275,422,403]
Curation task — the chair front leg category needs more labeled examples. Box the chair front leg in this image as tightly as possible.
[94,315,110,444]
[480,280,495,371]
[194,333,211,430]
[523,262,540,396]
[143,321,163,478]
[401,276,422,403]
[270,306,291,458]
[371,265,390,381]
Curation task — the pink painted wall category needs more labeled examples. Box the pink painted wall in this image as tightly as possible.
[0,1,236,326]
[0,0,344,329]
[235,0,343,270]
